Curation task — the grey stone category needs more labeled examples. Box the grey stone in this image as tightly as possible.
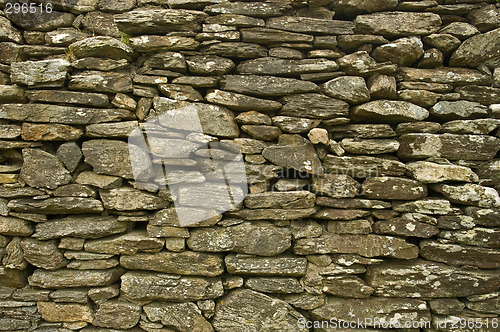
[69,71,133,93]
[85,121,138,138]
[21,123,83,141]
[362,177,427,200]
[20,238,67,270]
[10,60,70,87]
[130,35,199,52]
[374,218,439,238]
[0,85,26,103]
[245,277,303,294]
[355,11,441,37]
[237,57,338,76]
[0,16,22,43]
[143,301,213,332]
[206,90,281,111]
[221,75,318,97]
[467,4,500,32]
[280,93,349,119]
[141,51,186,71]
[422,33,461,55]
[70,36,134,60]
[398,67,491,86]
[329,124,396,139]
[8,197,104,215]
[312,174,360,198]
[33,215,131,240]
[57,142,82,173]
[465,207,500,227]
[432,184,500,208]
[429,298,465,315]
[324,155,406,177]
[26,90,109,107]
[241,125,282,141]
[120,251,223,276]
[187,222,291,256]
[245,191,315,209]
[337,51,397,76]
[29,268,124,289]
[213,289,307,332]
[201,41,268,58]
[93,300,141,329]
[430,101,488,120]
[366,259,500,298]
[392,198,453,215]
[352,100,429,123]
[115,9,208,35]
[322,275,374,298]
[205,2,292,17]
[372,37,424,66]
[407,161,479,183]
[241,27,312,44]
[266,16,354,34]
[337,34,388,51]
[228,208,317,221]
[322,76,370,105]
[316,197,390,209]
[455,85,500,105]
[20,149,71,190]
[313,208,370,221]
[37,302,93,323]
[121,271,223,301]
[205,13,265,27]
[396,121,442,135]
[100,187,169,211]
[272,116,320,134]
[340,138,399,154]
[185,55,234,75]
[440,227,500,248]
[440,22,480,40]
[84,230,164,255]
[225,254,307,276]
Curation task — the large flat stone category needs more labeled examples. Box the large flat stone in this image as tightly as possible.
[279,93,349,119]
[432,183,500,208]
[0,216,34,236]
[312,174,360,198]
[225,254,307,276]
[93,300,141,329]
[21,123,83,141]
[362,177,427,200]
[20,148,72,189]
[84,230,164,255]
[228,208,318,221]
[70,36,134,60]
[205,2,292,18]
[220,75,318,97]
[407,161,479,183]
[10,59,70,87]
[352,100,429,123]
[267,16,354,34]
[8,197,104,214]
[323,155,406,177]
[355,11,441,37]
[29,268,124,289]
[450,28,500,67]
[100,187,170,211]
[206,89,281,111]
[244,191,315,209]
[398,67,491,86]
[68,71,133,93]
[237,57,338,76]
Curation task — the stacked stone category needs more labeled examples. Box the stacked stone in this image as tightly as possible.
[1,0,500,331]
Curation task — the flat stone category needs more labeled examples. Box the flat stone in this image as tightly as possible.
[201,41,268,58]
[407,161,479,183]
[208,90,280,112]
[29,268,124,289]
[337,34,389,51]
[205,2,292,17]
[115,9,208,35]
[352,100,429,123]
[340,138,399,154]
[93,300,141,329]
[440,227,500,248]
[245,277,303,294]
[0,216,34,236]
[225,254,307,276]
[420,240,500,269]
[241,27,312,45]
[373,37,424,67]
[324,155,406,178]
[69,71,132,93]
[213,289,307,332]
[25,90,109,107]
[465,207,500,227]
[312,174,360,198]
[430,101,488,120]
[362,177,427,200]
[84,230,164,255]
[186,55,234,75]
[0,104,134,124]
[280,93,349,119]
[266,16,354,34]
[374,218,439,238]
[33,215,131,240]
[73,57,128,71]
[85,121,138,138]
[37,302,93,323]
[70,36,133,60]
[338,51,398,76]
[245,191,315,209]
[398,67,491,86]
[322,275,374,298]
[329,124,396,139]
[241,125,282,141]
[262,134,323,175]
[10,59,70,87]
[21,123,83,141]
[396,121,442,135]
[143,301,213,332]
[433,183,500,208]
[322,76,370,105]
[20,238,67,270]
[57,142,82,173]
[313,208,370,221]
[0,16,22,43]
[141,51,187,71]
[398,133,500,160]
[295,234,418,259]
[187,222,291,256]
[422,33,461,55]
[100,187,169,211]
[0,85,26,103]
[19,148,72,190]
[237,57,338,76]
[450,28,500,67]
[221,75,318,97]
[366,259,500,298]
[392,198,453,215]
[8,197,103,215]
[228,208,317,221]
[130,35,199,52]
[0,267,29,288]
[355,11,441,37]
[121,271,223,301]
[316,197,391,209]
[455,85,500,105]
[205,13,264,27]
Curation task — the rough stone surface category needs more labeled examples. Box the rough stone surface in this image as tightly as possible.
[20,149,72,189]
[355,12,441,37]
[352,100,429,123]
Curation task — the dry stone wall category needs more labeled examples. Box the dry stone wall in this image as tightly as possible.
[1,0,500,331]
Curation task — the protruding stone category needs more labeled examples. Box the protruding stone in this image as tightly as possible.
[432,183,500,208]
[340,138,399,154]
[430,101,488,120]
[398,67,491,86]
[352,100,429,123]
[322,76,370,105]
[37,302,93,323]
[206,90,281,111]
[70,36,134,60]
[266,16,354,34]
[84,230,164,255]
[20,149,72,190]
[186,55,234,75]
[21,123,83,141]
[280,93,349,119]
[20,238,67,270]
[100,187,169,211]
[372,37,424,66]
[407,161,479,183]
[237,57,338,76]
[374,218,439,238]
[205,2,292,18]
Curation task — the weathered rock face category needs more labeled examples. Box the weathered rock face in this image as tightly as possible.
[352,100,429,123]
[20,149,72,189]
[355,12,441,37]
[144,301,213,332]
[450,28,500,67]
[10,60,70,87]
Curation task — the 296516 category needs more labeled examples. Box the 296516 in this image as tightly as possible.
[5,2,53,14]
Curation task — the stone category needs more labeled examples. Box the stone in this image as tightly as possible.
[429,298,465,315]
[355,11,441,37]
[141,51,186,71]
[467,4,500,32]
[69,71,132,93]
[367,74,397,99]
[324,155,406,178]
[372,37,424,66]
[322,275,374,298]
[29,268,124,289]
[205,13,264,27]
[329,124,396,139]
[430,101,488,120]
[237,57,338,76]
[92,300,141,329]
[0,104,134,125]
[201,42,268,58]
[241,125,282,141]
[336,34,388,50]
[10,60,70,87]
[20,238,67,270]
[3,237,27,270]
[143,301,213,332]
[322,76,370,105]
[70,36,133,60]
[280,93,349,119]
[362,177,427,200]
[187,222,291,256]
[206,90,281,112]
[246,277,303,294]
[121,271,223,301]
[392,198,453,215]
[33,215,131,240]
[440,22,480,40]
[465,207,500,227]
[84,230,164,255]
[398,133,500,160]
[245,191,315,209]
[337,51,397,76]
[407,161,479,183]
[221,75,318,97]
[228,208,317,221]
[440,227,500,248]
[0,267,29,287]
[420,240,500,269]
[0,16,22,43]
[267,16,354,35]
[205,2,292,18]
[310,297,430,326]
[130,35,199,52]
[115,9,208,35]
[37,302,93,323]
[366,259,500,298]
[19,149,71,190]
[0,85,25,103]
[9,197,103,215]
[423,33,461,55]
[374,218,439,238]
[25,90,109,107]
[352,100,429,123]
[295,234,418,259]
[316,197,390,209]
[432,184,500,208]
[418,48,444,69]
[396,121,442,135]
[313,208,370,221]
[85,121,138,138]
[312,174,359,198]
[455,85,500,105]
[99,188,169,211]
[398,67,491,86]
[262,134,323,175]
[21,123,83,141]
[225,254,307,276]
[308,128,329,145]
[57,142,82,173]
[186,55,234,75]
[327,219,372,235]
[236,112,272,126]
[340,138,399,154]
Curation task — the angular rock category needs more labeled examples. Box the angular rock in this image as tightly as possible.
[57,142,82,173]
[186,55,234,75]
[143,301,213,332]
[93,300,141,329]
[312,174,360,198]
[322,275,374,298]
[34,215,131,240]
[187,222,291,256]
[225,254,307,276]
[420,240,500,269]
[295,234,418,259]
[37,302,93,323]
[130,35,199,52]
[0,16,22,43]
[0,85,25,103]
[355,11,441,37]
[100,187,169,211]
[10,59,70,87]
[432,183,500,208]
[0,267,29,287]
[322,76,370,105]
[237,57,338,76]
[398,133,500,160]
[29,268,124,289]
[213,289,307,332]
[85,121,138,138]
[440,22,480,40]
[398,67,491,86]
[84,230,164,255]
[121,271,223,301]
[313,208,370,221]
[206,90,281,112]
[465,207,500,227]
[20,238,67,270]
[262,134,323,175]
[205,2,292,18]
[422,33,461,56]
[352,100,429,123]
[340,138,399,154]
[241,125,282,141]
[70,36,134,60]
[221,75,318,97]
[374,218,439,238]
[19,148,71,190]
[373,37,424,66]
[430,101,488,120]
[337,51,397,76]
[366,259,500,298]
[450,28,500,68]
[280,93,349,119]
[205,13,265,27]
[266,16,354,34]
[69,71,132,93]
[141,51,186,71]
[362,177,427,200]
[115,9,208,35]
[8,197,104,215]
[324,155,406,178]
[407,161,479,183]
[316,197,391,210]
[21,123,83,141]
